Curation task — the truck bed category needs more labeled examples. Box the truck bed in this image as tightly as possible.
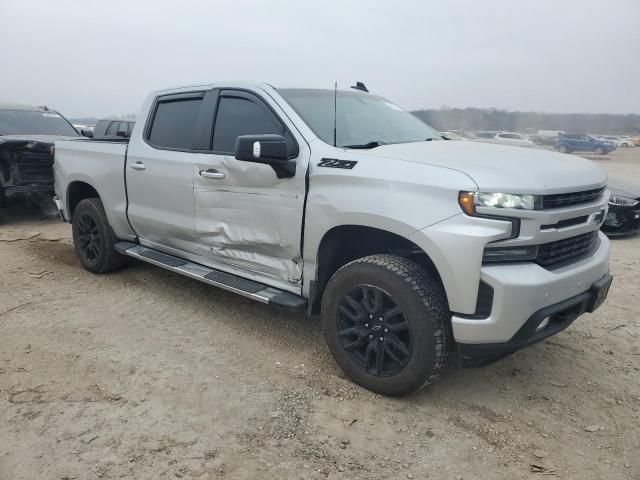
[53,138,133,240]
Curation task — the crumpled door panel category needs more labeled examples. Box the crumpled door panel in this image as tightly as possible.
[194,157,304,284]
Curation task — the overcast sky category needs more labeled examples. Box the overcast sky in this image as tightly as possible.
[1,0,638,118]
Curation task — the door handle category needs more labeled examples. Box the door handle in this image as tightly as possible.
[199,169,225,179]
[130,162,146,170]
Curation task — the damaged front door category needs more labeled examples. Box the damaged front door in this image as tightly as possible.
[194,90,308,292]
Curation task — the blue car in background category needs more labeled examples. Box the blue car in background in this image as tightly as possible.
[554,134,615,155]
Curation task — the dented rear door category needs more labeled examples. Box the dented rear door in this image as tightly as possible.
[193,89,308,291]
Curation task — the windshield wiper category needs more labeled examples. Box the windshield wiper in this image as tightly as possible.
[343,140,387,149]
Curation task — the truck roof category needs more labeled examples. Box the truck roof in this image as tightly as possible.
[151,81,273,97]
[150,82,367,97]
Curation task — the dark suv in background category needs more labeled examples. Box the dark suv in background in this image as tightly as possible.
[90,119,135,140]
[0,103,79,206]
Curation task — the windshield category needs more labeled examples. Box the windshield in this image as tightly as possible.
[278,89,441,148]
[0,110,79,136]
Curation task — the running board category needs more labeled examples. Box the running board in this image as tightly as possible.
[115,242,306,310]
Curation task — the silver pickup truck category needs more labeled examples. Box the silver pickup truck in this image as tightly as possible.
[53,82,612,395]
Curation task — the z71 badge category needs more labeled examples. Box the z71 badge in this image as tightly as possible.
[317,158,358,169]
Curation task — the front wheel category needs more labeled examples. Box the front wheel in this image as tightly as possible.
[558,145,569,153]
[72,198,129,273]
[594,146,605,155]
[321,255,451,396]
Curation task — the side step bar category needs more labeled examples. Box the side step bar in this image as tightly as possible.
[115,242,306,310]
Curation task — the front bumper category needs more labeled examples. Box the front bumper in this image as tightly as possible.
[451,231,610,350]
[3,183,54,198]
[458,272,612,366]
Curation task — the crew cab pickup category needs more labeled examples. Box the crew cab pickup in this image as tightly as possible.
[53,82,613,395]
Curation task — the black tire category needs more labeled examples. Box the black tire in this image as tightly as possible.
[72,198,129,273]
[321,254,451,396]
[594,146,605,155]
[558,145,569,154]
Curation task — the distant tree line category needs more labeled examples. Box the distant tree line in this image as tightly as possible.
[411,108,640,135]
[71,109,640,135]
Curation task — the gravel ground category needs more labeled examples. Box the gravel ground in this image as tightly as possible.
[1,148,639,480]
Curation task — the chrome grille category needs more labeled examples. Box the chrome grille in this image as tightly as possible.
[536,231,600,268]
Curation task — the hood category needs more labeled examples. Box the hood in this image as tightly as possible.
[356,140,607,194]
[608,177,640,199]
[0,134,79,145]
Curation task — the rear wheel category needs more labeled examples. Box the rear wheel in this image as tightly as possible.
[321,255,451,396]
[558,145,569,153]
[72,198,129,273]
[594,146,605,155]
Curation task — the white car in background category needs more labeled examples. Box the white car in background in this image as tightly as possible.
[598,136,629,148]
[472,131,538,148]
[615,136,636,148]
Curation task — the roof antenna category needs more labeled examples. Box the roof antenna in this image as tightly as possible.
[350,81,369,93]
[333,81,338,147]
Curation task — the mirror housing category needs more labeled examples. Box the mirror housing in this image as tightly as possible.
[81,129,93,138]
[235,134,295,178]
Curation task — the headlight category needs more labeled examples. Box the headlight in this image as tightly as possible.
[609,195,639,207]
[458,191,542,215]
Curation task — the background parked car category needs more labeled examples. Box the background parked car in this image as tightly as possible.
[598,136,628,148]
[604,179,640,236]
[472,131,538,148]
[90,119,135,140]
[0,103,79,207]
[439,131,466,140]
[72,124,95,137]
[615,136,636,148]
[554,134,615,155]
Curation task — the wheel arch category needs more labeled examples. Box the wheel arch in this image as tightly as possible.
[66,180,100,221]
[310,224,448,314]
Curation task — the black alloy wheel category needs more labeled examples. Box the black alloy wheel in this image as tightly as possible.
[71,198,129,273]
[75,212,102,267]
[321,255,451,396]
[337,285,412,377]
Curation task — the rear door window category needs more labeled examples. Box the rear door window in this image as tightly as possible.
[147,95,205,150]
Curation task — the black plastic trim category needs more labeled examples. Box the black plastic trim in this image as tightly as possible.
[455,281,493,319]
[138,249,188,267]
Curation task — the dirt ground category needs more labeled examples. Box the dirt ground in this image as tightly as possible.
[1,149,639,480]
